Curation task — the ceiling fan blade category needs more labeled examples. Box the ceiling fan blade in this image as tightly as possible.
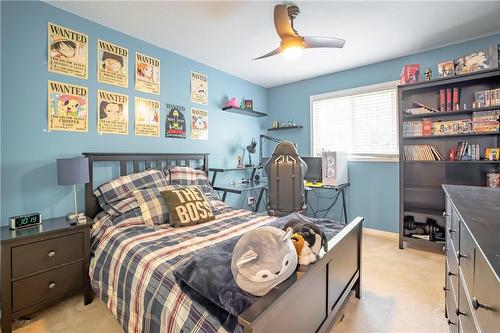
[274,4,296,39]
[303,36,345,49]
[253,48,280,60]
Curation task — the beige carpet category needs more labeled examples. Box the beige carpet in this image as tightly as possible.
[8,229,447,333]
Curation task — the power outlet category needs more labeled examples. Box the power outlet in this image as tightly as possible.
[247,196,255,206]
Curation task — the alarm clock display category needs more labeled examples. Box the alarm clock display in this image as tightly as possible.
[9,213,42,230]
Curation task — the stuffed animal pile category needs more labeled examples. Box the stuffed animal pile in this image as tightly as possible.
[283,220,327,265]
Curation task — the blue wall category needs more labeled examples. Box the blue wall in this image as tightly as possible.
[0,1,268,223]
[268,33,500,232]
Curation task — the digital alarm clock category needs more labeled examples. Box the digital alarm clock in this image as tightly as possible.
[9,213,42,230]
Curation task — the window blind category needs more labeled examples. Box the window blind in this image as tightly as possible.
[311,86,398,160]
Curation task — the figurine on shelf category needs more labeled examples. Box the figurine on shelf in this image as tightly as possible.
[424,68,432,80]
[237,155,243,168]
[224,97,239,109]
[272,121,279,128]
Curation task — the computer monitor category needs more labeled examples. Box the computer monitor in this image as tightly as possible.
[302,157,322,182]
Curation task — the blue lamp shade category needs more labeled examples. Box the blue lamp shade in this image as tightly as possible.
[57,157,89,185]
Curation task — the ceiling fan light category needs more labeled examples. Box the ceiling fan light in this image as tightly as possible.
[280,38,304,61]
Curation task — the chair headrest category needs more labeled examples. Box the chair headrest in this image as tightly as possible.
[270,141,299,158]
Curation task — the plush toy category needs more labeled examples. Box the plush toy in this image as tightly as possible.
[283,219,327,265]
[224,97,239,108]
[231,226,297,296]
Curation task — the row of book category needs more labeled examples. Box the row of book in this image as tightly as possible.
[403,110,499,137]
[472,110,500,133]
[438,87,460,112]
[454,142,481,161]
[403,145,444,161]
[473,88,500,108]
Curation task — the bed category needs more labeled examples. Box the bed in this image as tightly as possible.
[84,152,363,333]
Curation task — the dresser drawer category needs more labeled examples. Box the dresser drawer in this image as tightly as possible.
[446,255,459,305]
[11,233,84,278]
[446,273,459,333]
[458,273,477,333]
[12,261,83,312]
[458,223,475,294]
[472,252,500,333]
[448,205,460,252]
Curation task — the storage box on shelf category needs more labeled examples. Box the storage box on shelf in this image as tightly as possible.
[398,68,500,251]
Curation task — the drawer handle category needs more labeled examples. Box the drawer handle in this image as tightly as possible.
[443,286,449,292]
[447,319,456,326]
[48,282,56,289]
[455,308,465,316]
[48,251,56,258]
[472,298,490,311]
[448,227,456,234]
[442,212,449,217]
[443,246,447,254]
[456,251,467,259]
[447,270,456,277]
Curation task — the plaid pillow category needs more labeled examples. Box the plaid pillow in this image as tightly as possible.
[165,166,221,205]
[133,187,172,226]
[95,169,168,207]
[101,197,139,216]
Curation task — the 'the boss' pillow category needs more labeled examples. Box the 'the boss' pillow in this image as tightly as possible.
[161,186,215,227]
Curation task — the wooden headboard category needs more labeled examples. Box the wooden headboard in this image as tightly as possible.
[83,152,209,219]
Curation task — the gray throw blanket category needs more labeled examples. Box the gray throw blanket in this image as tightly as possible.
[173,213,345,332]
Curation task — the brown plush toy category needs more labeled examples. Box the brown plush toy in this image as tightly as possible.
[290,233,305,259]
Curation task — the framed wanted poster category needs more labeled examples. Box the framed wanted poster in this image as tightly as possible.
[97,90,129,135]
[165,104,186,139]
[135,97,160,137]
[135,52,160,95]
[97,39,128,88]
[190,71,208,105]
[48,80,88,132]
[48,22,88,79]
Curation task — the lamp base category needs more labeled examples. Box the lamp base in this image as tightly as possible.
[66,212,83,220]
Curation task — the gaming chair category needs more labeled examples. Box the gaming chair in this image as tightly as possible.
[264,141,307,216]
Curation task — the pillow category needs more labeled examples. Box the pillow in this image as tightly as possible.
[161,186,215,227]
[101,197,139,216]
[165,166,222,205]
[95,169,168,207]
[133,187,171,226]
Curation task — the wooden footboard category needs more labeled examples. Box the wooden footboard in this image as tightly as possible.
[238,216,363,333]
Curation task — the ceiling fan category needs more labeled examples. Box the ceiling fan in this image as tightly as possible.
[254,4,345,60]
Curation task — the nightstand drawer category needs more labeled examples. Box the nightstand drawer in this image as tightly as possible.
[12,261,83,312]
[11,233,83,278]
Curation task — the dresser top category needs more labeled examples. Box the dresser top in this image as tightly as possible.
[1,216,92,243]
[442,185,500,279]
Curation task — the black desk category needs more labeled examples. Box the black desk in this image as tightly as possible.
[305,183,350,223]
[213,182,267,212]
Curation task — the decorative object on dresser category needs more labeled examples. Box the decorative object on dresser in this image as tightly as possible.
[442,185,499,333]
[398,68,500,251]
[57,157,89,220]
[9,212,42,230]
[1,216,93,333]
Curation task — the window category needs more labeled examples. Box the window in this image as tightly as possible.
[310,81,398,161]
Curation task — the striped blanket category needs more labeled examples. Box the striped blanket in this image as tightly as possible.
[90,207,277,333]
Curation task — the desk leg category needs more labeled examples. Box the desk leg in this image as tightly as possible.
[254,188,265,212]
[221,191,228,202]
[211,171,218,185]
[341,188,348,224]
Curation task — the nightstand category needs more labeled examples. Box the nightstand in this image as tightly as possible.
[0,216,93,333]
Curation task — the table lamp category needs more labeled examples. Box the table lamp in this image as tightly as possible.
[57,157,89,220]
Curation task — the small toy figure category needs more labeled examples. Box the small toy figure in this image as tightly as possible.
[237,155,243,168]
[424,67,432,80]
[283,219,327,265]
[224,97,239,108]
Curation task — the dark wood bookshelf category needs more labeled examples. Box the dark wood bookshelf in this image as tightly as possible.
[398,67,500,252]
[268,125,303,131]
[402,105,500,120]
[221,106,267,118]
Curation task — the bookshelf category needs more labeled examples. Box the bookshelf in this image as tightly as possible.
[398,69,500,251]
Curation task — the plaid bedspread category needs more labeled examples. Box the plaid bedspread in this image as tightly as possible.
[90,207,277,333]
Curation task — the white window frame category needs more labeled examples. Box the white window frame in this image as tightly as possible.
[309,80,400,162]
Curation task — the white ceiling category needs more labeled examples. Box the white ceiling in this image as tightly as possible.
[46,1,500,88]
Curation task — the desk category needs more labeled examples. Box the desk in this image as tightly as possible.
[209,166,261,185]
[213,182,267,212]
[305,183,350,223]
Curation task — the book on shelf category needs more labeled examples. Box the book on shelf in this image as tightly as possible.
[473,87,500,108]
[446,88,452,111]
[472,110,500,133]
[404,102,439,116]
[454,141,481,161]
[453,88,460,111]
[432,119,472,135]
[439,89,446,112]
[404,145,444,161]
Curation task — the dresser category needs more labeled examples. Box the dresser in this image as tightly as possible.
[1,217,93,333]
[443,185,499,333]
